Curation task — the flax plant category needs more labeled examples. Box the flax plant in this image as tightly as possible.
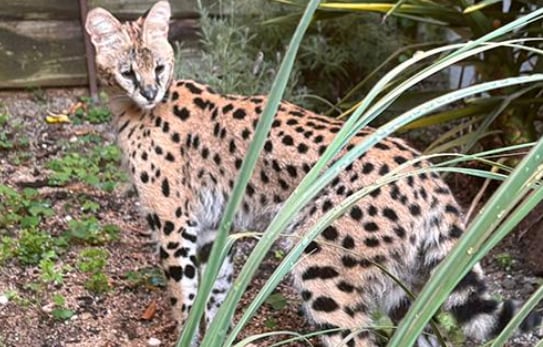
[178,3,543,346]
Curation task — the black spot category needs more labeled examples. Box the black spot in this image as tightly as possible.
[369,187,381,198]
[184,265,196,279]
[272,161,281,172]
[322,200,333,212]
[379,164,390,175]
[201,147,210,159]
[282,135,294,146]
[162,121,170,133]
[155,146,163,155]
[302,266,339,280]
[169,266,183,281]
[159,246,169,259]
[301,290,312,301]
[173,106,190,121]
[229,140,237,154]
[140,171,149,183]
[165,152,175,162]
[322,226,338,241]
[318,145,327,155]
[286,165,297,178]
[350,206,363,221]
[394,226,406,238]
[260,170,269,184]
[163,221,175,235]
[449,224,463,238]
[382,208,398,222]
[213,154,222,165]
[193,97,207,109]
[313,135,324,143]
[337,281,355,293]
[364,237,380,247]
[233,109,247,119]
[278,179,289,191]
[181,230,197,243]
[375,142,390,150]
[171,91,179,101]
[272,119,282,128]
[409,204,421,216]
[286,119,298,125]
[312,296,339,312]
[198,243,213,264]
[394,156,407,165]
[293,143,308,154]
[363,222,379,232]
[341,256,358,268]
[241,128,251,139]
[264,140,273,152]
[367,205,377,216]
[171,132,180,143]
[304,241,321,254]
[445,204,460,215]
[161,178,170,197]
[118,119,130,133]
[185,82,203,94]
[342,235,355,249]
[235,158,243,170]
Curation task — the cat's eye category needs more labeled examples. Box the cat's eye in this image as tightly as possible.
[155,64,165,75]
[121,69,135,79]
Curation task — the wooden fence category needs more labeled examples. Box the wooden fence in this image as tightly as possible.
[0,0,210,89]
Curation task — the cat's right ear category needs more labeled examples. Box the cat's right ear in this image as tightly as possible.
[85,8,127,54]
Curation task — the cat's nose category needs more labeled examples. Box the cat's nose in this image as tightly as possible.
[140,86,158,101]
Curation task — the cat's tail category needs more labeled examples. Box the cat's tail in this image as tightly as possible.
[443,264,542,341]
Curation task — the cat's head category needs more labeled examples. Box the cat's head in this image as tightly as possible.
[85,1,174,109]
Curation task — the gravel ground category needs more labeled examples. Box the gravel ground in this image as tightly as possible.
[0,88,541,347]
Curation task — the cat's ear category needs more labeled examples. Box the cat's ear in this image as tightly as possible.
[143,1,171,43]
[85,7,127,54]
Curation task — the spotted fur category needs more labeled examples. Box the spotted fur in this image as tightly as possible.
[86,2,541,346]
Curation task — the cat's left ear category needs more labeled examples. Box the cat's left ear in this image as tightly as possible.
[143,1,171,43]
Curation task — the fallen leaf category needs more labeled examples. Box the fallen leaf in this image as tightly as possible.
[141,300,157,320]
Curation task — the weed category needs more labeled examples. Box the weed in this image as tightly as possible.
[67,217,119,245]
[39,258,67,285]
[73,96,112,125]
[77,248,110,294]
[0,109,29,152]
[50,294,75,320]
[15,229,66,266]
[46,144,125,191]
[0,185,54,229]
[495,252,515,271]
[125,267,166,288]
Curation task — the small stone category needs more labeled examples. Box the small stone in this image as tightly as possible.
[147,337,161,346]
[502,278,516,290]
[0,295,9,305]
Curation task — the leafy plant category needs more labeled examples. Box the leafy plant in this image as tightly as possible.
[281,0,543,153]
[0,185,54,229]
[50,294,75,320]
[15,229,66,266]
[175,0,403,112]
[46,144,125,191]
[77,248,110,294]
[67,217,119,245]
[0,108,29,152]
[72,96,112,124]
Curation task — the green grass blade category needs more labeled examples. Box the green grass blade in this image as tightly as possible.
[387,133,543,347]
[195,1,323,345]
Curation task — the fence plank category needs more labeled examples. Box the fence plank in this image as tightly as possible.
[0,19,198,89]
[0,0,215,20]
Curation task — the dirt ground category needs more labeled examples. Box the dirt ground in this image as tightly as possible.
[0,88,541,347]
